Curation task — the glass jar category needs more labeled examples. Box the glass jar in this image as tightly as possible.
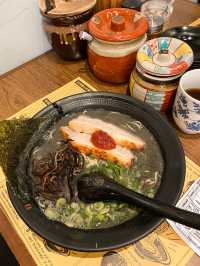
[141,0,173,35]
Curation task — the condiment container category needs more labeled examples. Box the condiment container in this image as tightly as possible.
[129,37,194,112]
[38,0,96,60]
[87,8,148,83]
[129,66,179,111]
[141,0,173,35]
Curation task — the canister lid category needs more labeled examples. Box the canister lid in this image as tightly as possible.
[137,37,194,77]
[88,8,148,42]
[39,0,96,17]
[136,63,182,83]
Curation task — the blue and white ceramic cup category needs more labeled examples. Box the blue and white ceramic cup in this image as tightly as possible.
[173,69,200,134]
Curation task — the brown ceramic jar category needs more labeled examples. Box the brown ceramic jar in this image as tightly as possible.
[39,0,96,60]
[87,8,148,83]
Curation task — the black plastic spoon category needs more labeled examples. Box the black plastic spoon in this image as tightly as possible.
[77,173,200,230]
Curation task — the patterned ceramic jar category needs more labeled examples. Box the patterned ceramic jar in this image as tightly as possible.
[129,67,178,111]
[87,8,148,83]
[173,69,200,134]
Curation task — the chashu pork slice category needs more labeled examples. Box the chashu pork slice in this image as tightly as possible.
[68,115,145,150]
[60,126,135,167]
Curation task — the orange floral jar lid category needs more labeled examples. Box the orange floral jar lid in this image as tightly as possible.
[88,8,148,42]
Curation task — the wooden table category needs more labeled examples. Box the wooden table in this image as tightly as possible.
[0,0,200,265]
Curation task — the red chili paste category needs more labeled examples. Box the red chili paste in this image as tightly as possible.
[91,130,116,150]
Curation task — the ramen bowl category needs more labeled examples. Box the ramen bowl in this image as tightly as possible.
[7,92,185,251]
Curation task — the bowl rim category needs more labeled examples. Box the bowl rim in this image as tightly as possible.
[7,92,185,252]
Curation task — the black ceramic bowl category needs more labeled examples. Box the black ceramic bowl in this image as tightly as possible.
[161,26,200,43]
[7,92,185,252]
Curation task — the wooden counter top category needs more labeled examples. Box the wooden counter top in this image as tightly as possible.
[0,1,200,265]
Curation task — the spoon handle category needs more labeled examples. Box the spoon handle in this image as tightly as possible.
[104,180,200,230]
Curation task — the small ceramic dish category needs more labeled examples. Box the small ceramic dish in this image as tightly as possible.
[137,37,194,76]
[136,63,182,82]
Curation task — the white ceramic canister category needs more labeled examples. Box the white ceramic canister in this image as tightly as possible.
[86,8,148,83]
[129,67,179,111]
[88,34,147,83]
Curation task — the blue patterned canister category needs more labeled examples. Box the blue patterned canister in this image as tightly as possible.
[173,70,200,134]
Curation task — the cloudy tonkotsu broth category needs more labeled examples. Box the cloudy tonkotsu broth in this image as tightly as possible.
[32,109,164,229]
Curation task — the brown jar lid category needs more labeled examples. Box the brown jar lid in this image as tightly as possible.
[88,8,148,42]
[39,0,96,17]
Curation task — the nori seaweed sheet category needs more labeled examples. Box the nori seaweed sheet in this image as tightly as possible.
[0,112,59,203]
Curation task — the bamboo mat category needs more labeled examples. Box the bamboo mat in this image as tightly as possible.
[0,77,200,266]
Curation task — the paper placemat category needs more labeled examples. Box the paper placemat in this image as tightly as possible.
[0,77,200,266]
[190,18,200,26]
[9,77,96,119]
